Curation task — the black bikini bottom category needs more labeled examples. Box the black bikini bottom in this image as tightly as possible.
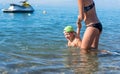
[87,23,102,32]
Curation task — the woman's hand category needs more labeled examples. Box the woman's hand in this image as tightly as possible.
[78,15,83,22]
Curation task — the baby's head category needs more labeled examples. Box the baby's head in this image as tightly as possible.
[63,26,75,40]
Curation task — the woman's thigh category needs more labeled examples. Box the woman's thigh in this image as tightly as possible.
[81,27,100,50]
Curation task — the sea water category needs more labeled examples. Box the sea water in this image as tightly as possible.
[0,4,120,74]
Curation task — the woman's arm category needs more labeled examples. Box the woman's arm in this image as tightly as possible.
[78,0,84,21]
[76,0,84,37]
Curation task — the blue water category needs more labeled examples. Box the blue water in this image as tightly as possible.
[0,4,120,74]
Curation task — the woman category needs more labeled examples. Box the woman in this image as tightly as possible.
[77,0,102,53]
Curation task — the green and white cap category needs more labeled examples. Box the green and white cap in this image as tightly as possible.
[64,26,74,32]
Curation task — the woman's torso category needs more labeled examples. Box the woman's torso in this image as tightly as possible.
[83,0,100,25]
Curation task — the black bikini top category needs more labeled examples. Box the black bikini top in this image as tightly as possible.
[84,2,95,12]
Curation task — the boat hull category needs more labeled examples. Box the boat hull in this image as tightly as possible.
[3,10,34,13]
[2,3,34,13]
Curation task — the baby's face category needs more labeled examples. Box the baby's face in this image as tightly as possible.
[64,31,74,40]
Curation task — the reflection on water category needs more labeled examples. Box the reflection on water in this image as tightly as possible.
[64,47,99,74]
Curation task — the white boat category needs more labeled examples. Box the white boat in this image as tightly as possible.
[2,0,34,13]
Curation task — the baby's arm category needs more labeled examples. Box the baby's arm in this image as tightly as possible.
[76,19,82,37]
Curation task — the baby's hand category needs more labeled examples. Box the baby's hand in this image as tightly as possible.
[76,19,82,28]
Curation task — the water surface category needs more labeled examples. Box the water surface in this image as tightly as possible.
[0,4,120,74]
